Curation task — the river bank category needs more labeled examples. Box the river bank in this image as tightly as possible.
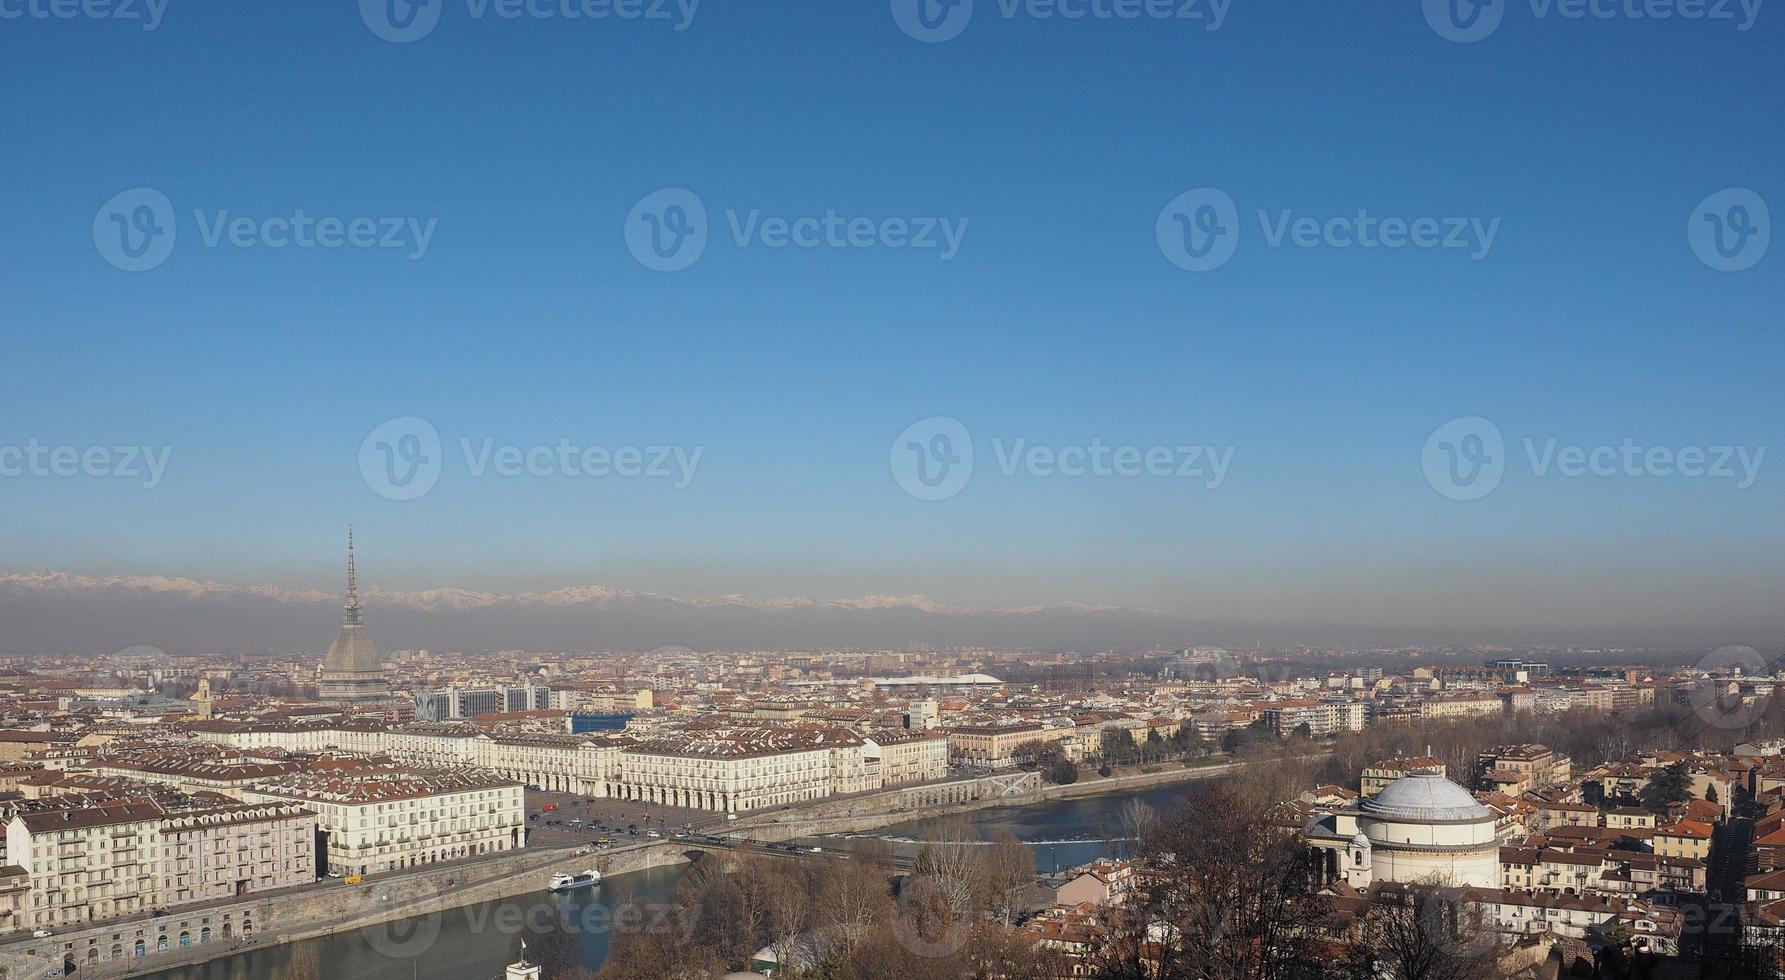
[128,775,1219,980]
[10,760,1235,980]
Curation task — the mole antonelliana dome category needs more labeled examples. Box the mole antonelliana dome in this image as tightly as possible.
[317,529,389,704]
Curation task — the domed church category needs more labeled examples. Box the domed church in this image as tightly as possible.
[317,529,390,704]
[1303,771,1501,889]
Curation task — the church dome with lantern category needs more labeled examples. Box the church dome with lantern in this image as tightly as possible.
[1304,771,1501,888]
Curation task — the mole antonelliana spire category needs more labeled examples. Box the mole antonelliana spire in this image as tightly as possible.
[344,526,361,626]
[318,527,388,705]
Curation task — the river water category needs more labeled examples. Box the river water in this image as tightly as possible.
[142,781,1196,980]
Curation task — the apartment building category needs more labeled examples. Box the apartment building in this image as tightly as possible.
[158,801,316,907]
[866,729,950,786]
[1537,800,1601,831]
[1360,757,1446,798]
[1478,743,1572,792]
[1469,889,1679,953]
[1263,700,1366,739]
[1654,820,1713,861]
[7,800,166,928]
[1605,807,1655,831]
[945,723,1051,768]
[1418,694,1504,721]
[242,768,523,877]
[0,867,26,936]
[90,754,306,800]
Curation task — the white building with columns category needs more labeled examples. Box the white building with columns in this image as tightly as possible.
[1303,772,1501,889]
[611,729,858,813]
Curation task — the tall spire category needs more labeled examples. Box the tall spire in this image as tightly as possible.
[343,526,362,627]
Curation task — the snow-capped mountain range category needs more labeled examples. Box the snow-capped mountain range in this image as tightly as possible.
[0,570,1195,656]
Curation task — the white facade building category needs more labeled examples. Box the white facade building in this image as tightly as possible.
[242,769,523,876]
[1304,772,1501,889]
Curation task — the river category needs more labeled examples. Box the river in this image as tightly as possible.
[141,781,1198,980]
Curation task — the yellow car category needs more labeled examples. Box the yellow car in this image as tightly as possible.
[343,874,364,885]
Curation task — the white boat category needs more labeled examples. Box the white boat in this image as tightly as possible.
[547,869,600,892]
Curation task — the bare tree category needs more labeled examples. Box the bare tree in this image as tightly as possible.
[1093,782,1328,980]
[819,853,891,962]
[1339,884,1504,980]
[768,864,817,976]
[727,852,778,957]
[912,819,984,924]
[1118,797,1157,845]
[980,832,1036,927]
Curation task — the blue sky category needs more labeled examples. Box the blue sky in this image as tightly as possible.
[1,0,1780,637]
